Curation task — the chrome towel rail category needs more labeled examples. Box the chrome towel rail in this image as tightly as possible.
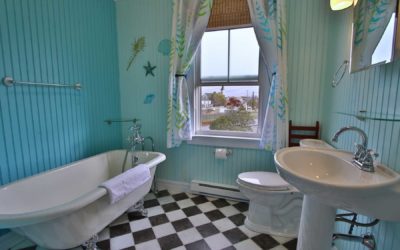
[331,60,348,88]
[105,118,139,125]
[2,76,82,90]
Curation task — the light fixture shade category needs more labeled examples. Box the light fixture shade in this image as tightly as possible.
[353,0,358,6]
[330,0,353,10]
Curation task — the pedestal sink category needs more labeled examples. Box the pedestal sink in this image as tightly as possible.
[274,147,400,250]
[299,139,334,149]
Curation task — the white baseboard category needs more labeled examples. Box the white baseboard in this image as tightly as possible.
[156,178,248,202]
[156,178,190,194]
[190,180,247,201]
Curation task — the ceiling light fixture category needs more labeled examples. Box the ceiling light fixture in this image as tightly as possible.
[330,0,358,11]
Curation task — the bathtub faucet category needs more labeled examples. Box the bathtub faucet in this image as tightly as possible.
[123,120,144,170]
[129,122,145,149]
[143,136,155,152]
[124,120,156,173]
[126,120,158,194]
[128,121,154,152]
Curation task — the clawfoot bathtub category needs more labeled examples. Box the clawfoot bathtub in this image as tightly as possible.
[0,150,166,249]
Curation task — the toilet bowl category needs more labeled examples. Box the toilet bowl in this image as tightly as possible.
[237,171,303,237]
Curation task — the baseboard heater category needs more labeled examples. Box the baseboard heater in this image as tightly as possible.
[190,180,247,201]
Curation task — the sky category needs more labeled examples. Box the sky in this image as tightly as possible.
[201,27,259,80]
[200,27,260,98]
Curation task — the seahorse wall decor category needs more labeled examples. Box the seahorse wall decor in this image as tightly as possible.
[144,94,155,104]
[126,36,146,71]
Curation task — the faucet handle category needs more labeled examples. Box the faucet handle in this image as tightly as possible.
[354,143,365,148]
[353,143,366,160]
[365,149,379,159]
[127,136,135,146]
[130,123,142,131]
[367,149,379,157]
[359,149,378,172]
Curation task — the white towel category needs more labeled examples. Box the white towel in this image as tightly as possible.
[100,164,151,204]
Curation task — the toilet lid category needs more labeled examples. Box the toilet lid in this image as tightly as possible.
[238,172,290,191]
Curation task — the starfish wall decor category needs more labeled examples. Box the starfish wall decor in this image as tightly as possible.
[143,61,156,77]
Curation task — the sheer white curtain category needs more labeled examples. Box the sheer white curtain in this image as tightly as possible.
[167,0,213,148]
[247,0,288,152]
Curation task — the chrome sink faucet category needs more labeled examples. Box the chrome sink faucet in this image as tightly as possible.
[332,126,368,148]
[332,126,378,172]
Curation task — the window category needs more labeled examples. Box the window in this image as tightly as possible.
[194,27,262,139]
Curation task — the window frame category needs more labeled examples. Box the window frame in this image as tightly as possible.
[192,25,267,140]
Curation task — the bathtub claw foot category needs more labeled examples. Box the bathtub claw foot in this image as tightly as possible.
[82,234,99,250]
[135,199,148,217]
[140,208,148,217]
[127,199,148,217]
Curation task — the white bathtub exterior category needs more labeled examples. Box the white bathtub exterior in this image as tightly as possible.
[0,150,166,249]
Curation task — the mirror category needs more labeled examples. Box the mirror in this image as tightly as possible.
[350,0,399,73]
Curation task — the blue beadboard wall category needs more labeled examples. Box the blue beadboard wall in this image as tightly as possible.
[287,0,331,125]
[0,0,122,186]
[116,0,330,186]
[322,8,400,250]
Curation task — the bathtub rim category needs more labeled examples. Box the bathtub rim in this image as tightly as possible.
[0,150,166,229]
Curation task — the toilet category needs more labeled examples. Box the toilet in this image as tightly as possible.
[237,171,303,237]
[237,140,332,237]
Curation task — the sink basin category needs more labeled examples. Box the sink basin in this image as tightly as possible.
[275,147,400,221]
[275,147,400,250]
[299,139,334,149]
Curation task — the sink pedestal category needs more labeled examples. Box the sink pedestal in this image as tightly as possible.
[297,195,336,250]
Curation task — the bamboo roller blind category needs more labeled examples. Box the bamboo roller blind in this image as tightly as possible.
[207,0,251,28]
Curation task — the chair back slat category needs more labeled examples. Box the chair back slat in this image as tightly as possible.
[289,120,320,147]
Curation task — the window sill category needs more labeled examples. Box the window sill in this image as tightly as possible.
[186,135,261,149]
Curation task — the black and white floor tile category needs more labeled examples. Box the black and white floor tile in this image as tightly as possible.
[14,190,297,250]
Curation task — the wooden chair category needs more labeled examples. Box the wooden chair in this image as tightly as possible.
[289,120,320,147]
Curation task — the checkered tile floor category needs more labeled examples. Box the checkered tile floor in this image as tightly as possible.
[17,190,297,250]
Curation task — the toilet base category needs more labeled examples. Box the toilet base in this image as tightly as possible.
[244,195,302,238]
[244,217,297,238]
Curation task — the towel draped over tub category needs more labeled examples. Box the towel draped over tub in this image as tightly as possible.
[100,164,151,204]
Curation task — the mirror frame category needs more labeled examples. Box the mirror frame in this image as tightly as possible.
[395,2,400,59]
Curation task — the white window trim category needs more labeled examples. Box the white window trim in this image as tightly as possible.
[188,26,270,149]
[187,134,261,149]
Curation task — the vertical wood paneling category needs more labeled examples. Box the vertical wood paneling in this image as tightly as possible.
[116,0,328,186]
[321,7,400,250]
[287,0,331,126]
[0,0,122,186]
[116,1,400,248]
